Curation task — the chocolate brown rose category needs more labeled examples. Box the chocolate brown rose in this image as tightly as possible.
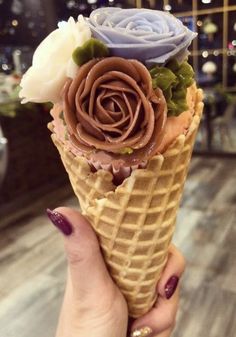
[63,56,167,166]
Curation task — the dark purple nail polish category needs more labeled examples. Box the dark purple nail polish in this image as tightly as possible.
[165,276,179,299]
[127,317,135,335]
[46,209,73,236]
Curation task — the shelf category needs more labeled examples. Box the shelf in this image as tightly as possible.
[171,0,236,91]
[175,6,236,17]
[137,0,236,91]
[192,49,226,56]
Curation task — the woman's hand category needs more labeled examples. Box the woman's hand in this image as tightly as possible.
[47,207,185,337]
[47,207,128,337]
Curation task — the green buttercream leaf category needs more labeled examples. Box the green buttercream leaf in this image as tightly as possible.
[59,110,66,125]
[150,60,195,116]
[72,38,109,66]
[163,86,173,101]
[173,85,187,100]
[151,67,177,91]
[166,59,180,72]
[176,62,194,87]
[65,131,69,140]
[167,86,188,116]
[119,147,134,155]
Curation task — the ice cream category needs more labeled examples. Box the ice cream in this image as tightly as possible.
[19,7,203,317]
[19,9,197,175]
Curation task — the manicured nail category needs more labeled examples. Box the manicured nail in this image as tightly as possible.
[165,276,179,299]
[127,317,135,335]
[130,327,152,337]
[46,209,73,236]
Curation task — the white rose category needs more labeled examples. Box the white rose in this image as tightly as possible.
[19,15,91,104]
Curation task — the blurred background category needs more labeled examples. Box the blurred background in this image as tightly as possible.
[0,1,236,337]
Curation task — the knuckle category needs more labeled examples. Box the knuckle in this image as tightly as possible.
[65,240,100,266]
[66,248,83,266]
[165,309,177,329]
[65,239,83,265]
[178,253,186,274]
[171,246,186,275]
[171,318,177,330]
[171,318,176,330]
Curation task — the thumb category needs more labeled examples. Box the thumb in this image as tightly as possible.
[47,207,113,300]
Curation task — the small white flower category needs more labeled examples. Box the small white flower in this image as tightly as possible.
[19,15,91,104]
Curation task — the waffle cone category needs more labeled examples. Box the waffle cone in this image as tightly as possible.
[49,86,203,318]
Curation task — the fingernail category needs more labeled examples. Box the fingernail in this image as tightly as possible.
[46,209,73,236]
[165,275,179,299]
[130,327,153,337]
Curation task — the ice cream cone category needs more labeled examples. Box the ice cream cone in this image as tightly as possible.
[18,5,202,320]
[48,86,203,318]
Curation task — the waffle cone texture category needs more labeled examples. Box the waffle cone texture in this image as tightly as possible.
[49,86,203,318]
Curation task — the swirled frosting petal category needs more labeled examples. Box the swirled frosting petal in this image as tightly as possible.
[89,8,197,65]
[62,56,167,166]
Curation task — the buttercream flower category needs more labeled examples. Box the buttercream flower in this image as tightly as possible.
[62,56,167,166]
[19,15,91,104]
[89,8,197,65]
